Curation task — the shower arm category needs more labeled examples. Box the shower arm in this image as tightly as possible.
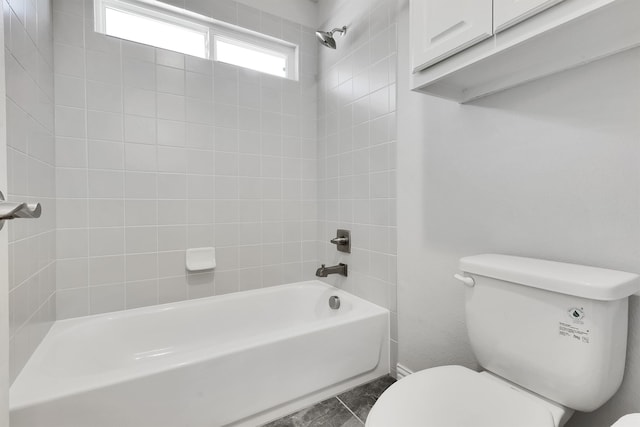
[331,26,347,36]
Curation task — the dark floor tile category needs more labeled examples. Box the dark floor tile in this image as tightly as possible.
[263,398,363,427]
[337,376,396,422]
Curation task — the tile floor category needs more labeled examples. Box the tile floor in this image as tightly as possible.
[263,376,396,427]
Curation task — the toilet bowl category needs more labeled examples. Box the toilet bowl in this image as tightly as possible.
[612,414,640,427]
[366,366,572,427]
[367,255,640,427]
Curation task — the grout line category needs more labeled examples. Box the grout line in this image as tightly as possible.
[336,396,365,425]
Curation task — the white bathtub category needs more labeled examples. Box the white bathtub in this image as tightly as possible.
[10,280,389,427]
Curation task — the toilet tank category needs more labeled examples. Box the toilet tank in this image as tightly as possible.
[459,254,640,412]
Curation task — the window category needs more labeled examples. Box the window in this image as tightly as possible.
[94,0,298,80]
[95,0,209,58]
[214,37,288,79]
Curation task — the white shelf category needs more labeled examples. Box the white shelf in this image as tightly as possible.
[411,0,640,103]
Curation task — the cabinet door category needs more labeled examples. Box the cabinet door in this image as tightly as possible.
[410,0,493,72]
[494,0,566,33]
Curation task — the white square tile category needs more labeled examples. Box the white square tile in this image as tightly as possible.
[88,140,124,170]
[158,225,186,251]
[125,143,156,172]
[156,49,184,69]
[125,172,157,199]
[87,80,122,113]
[54,43,85,77]
[87,110,123,141]
[187,149,214,175]
[158,120,185,147]
[157,65,185,95]
[56,288,89,319]
[57,258,88,289]
[88,200,125,227]
[158,174,186,199]
[187,175,214,199]
[187,199,213,224]
[56,199,87,229]
[55,74,85,108]
[56,168,87,198]
[57,228,88,259]
[125,253,158,282]
[157,93,185,121]
[125,200,157,226]
[126,226,157,254]
[157,146,187,173]
[124,58,156,90]
[89,256,125,286]
[89,284,125,314]
[89,227,124,256]
[124,115,156,144]
[88,170,124,198]
[125,279,158,309]
[158,200,187,225]
[124,88,156,117]
[86,49,121,85]
[186,71,212,100]
[55,106,85,138]
[186,123,213,149]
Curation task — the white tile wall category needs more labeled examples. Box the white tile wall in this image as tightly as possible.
[53,0,319,318]
[316,0,398,376]
[4,0,56,383]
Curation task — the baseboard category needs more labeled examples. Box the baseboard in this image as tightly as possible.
[396,363,413,379]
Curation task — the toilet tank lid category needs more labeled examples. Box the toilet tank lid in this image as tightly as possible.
[459,254,640,301]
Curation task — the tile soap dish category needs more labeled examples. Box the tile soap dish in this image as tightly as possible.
[186,247,216,272]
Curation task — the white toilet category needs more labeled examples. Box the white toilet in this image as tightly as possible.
[367,254,640,427]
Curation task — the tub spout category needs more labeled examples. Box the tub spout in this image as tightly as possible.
[315,263,348,277]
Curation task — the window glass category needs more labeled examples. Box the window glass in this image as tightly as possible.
[104,6,207,58]
[214,38,287,78]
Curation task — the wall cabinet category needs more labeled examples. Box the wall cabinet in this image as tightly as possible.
[409,0,492,72]
[410,0,640,103]
[411,0,565,72]
[494,0,565,33]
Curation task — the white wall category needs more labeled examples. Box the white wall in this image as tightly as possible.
[233,0,318,28]
[317,0,357,28]
[396,1,640,425]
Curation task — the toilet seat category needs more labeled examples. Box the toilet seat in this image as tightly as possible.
[366,366,556,427]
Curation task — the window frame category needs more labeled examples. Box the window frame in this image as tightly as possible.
[95,0,211,58]
[213,35,291,79]
[94,0,299,80]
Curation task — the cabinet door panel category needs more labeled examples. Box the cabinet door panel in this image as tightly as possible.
[410,0,493,72]
[494,0,566,33]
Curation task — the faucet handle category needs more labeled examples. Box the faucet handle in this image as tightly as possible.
[330,229,351,253]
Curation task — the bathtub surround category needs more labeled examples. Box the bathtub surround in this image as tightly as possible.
[316,0,399,376]
[4,0,56,383]
[396,0,640,425]
[53,0,319,318]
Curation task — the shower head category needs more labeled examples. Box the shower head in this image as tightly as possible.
[315,26,347,49]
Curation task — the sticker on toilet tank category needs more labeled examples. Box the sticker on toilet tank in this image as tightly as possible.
[559,322,590,343]
[559,307,590,343]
